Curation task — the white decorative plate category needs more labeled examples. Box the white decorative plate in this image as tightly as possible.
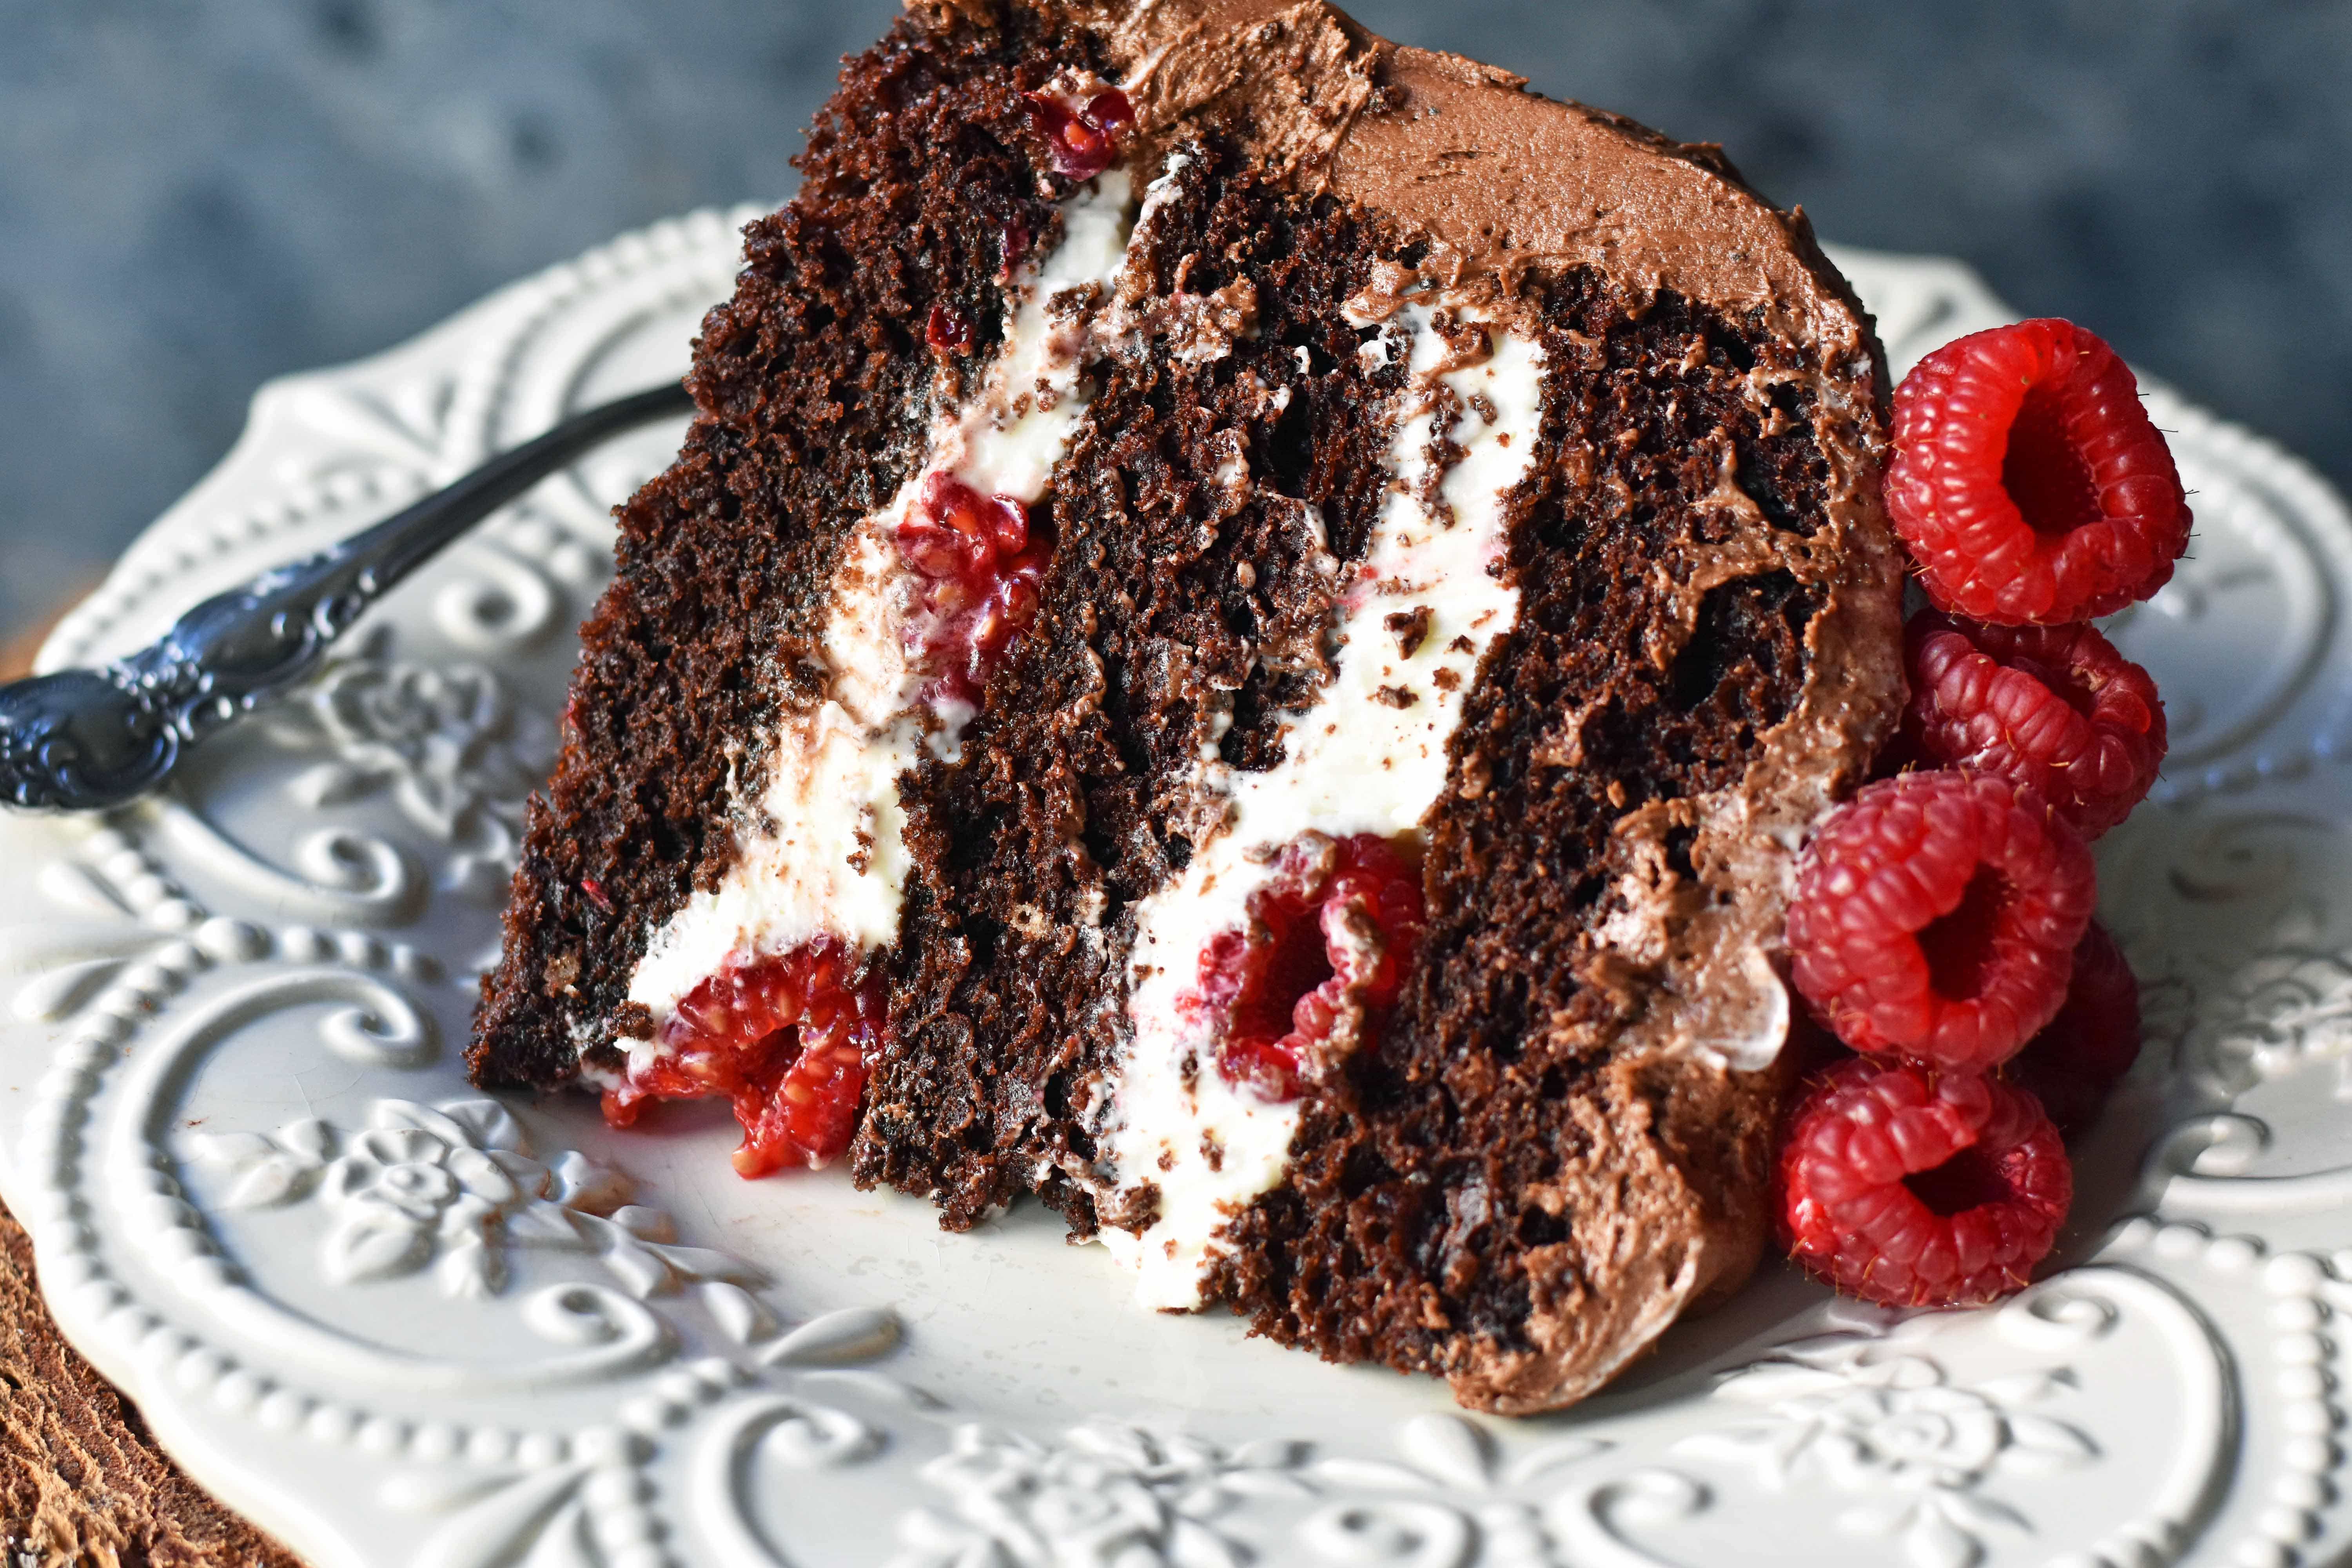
[4,217,2350,1568]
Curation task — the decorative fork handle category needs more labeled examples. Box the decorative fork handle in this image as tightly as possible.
[0,380,695,811]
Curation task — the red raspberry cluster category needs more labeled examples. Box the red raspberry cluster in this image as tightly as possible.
[603,937,885,1178]
[1184,832,1425,1102]
[897,471,1054,712]
[1779,319,2185,1308]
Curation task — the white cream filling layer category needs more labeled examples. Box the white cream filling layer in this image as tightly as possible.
[615,167,1145,1043]
[1098,303,1550,1309]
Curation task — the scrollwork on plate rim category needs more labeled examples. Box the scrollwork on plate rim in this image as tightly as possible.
[2,815,922,1568]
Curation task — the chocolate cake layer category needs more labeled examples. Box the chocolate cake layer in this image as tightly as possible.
[473,0,1905,1413]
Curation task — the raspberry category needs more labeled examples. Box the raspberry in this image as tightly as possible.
[926,303,975,357]
[2004,922,2143,1140]
[736,1035,869,1178]
[1788,770,2096,1071]
[1887,319,2190,625]
[896,472,1052,712]
[1024,86,1135,181]
[997,218,1031,282]
[1185,833,1425,1101]
[603,938,885,1176]
[1902,610,2167,838]
[1779,1057,2072,1306]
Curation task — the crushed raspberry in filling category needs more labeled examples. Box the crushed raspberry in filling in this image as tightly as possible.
[896,471,1053,712]
[1184,833,1426,1102]
[926,303,975,356]
[1023,86,1134,181]
[996,218,1031,281]
[603,938,884,1178]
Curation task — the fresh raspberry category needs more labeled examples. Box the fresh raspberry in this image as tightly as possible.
[1903,610,2167,838]
[1788,770,2096,1070]
[1024,86,1135,181]
[603,938,885,1177]
[1185,833,1425,1101]
[896,471,1052,712]
[2004,922,2143,1140]
[1887,319,2190,624]
[1779,1057,2072,1306]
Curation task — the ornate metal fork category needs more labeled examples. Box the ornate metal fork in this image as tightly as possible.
[0,380,694,811]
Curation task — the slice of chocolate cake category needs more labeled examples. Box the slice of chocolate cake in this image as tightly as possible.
[470,0,1905,1412]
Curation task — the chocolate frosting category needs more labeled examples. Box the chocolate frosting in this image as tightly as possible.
[1033,0,1883,381]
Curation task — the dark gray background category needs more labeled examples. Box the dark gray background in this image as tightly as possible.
[2,0,2347,637]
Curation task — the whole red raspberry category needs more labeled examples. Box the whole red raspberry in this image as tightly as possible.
[1779,1057,2072,1306]
[1887,319,2190,625]
[1788,770,2096,1070]
[2004,922,2143,1140]
[1903,610,2167,838]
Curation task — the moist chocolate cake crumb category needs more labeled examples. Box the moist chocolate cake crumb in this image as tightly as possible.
[1387,607,1432,658]
[472,0,1905,1415]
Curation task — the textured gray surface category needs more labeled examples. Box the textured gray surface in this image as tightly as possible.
[0,0,2346,635]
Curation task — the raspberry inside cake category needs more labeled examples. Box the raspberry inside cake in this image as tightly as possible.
[470,0,1905,1412]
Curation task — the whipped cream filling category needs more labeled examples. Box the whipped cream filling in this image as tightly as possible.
[612,165,1152,1046]
[1098,301,1549,1309]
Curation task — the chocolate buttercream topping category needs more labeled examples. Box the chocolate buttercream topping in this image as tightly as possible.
[1030,0,1879,376]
